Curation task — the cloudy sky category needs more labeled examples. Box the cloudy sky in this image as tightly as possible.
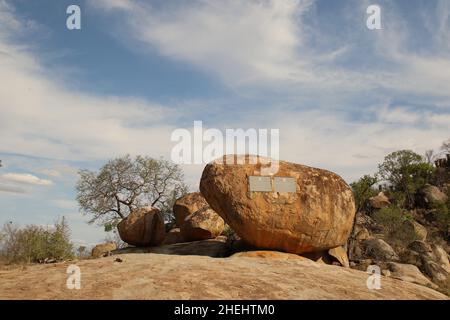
[0,0,449,246]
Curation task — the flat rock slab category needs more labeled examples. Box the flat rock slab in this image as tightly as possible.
[0,253,447,299]
[111,239,230,257]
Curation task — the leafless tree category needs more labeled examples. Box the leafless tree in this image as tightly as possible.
[424,149,436,164]
[76,155,187,230]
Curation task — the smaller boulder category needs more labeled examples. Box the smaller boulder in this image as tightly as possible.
[418,184,448,206]
[369,192,391,209]
[387,262,436,288]
[431,244,450,271]
[422,259,450,286]
[401,220,427,242]
[399,249,423,268]
[180,207,225,242]
[408,240,432,256]
[173,192,209,227]
[328,246,350,268]
[364,238,399,262]
[117,207,165,247]
[91,242,117,258]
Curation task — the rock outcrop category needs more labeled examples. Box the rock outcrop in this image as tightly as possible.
[173,192,209,227]
[180,207,225,241]
[200,155,356,254]
[0,253,446,299]
[117,207,165,247]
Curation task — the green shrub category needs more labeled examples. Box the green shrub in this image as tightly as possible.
[373,206,418,245]
[0,217,74,264]
[378,150,435,208]
[350,175,378,212]
[373,206,405,232]
[430,202,450,235]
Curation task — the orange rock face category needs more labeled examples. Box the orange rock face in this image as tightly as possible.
[200,155,356,254]
[117,207,165,247]
[173,192,209,227]
[180,207,225,241]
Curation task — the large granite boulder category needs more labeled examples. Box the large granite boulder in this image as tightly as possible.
[199,155,356,254]
[173,192,209,227]
[117,207,165,247]
[180,207,225,241]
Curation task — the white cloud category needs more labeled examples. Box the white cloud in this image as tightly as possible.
[0,4,184,162]
[1,173,53,186]
[376,105,420,125]
[91,0,450,98]
[92,0,328,86]
[0,184,26,194]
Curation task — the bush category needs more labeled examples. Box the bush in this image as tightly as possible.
[430,202,450,236]
[373,206,418,245]
[378,150,435,208]
[0,217,74,264]
[350,175,378,212]
[373,206,405,232]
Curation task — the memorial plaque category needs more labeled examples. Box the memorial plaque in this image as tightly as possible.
[248,176,272,192]
[273,177,296,193]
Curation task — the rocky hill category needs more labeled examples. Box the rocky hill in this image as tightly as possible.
[0,251,446,300]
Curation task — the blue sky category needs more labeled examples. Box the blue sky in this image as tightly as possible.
[0,0,449,246]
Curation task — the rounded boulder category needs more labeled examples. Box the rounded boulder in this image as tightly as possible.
[117,207,165,247]
[199,155,356,254]
[180,207,225,242]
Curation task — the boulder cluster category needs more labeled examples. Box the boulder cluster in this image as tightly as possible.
[91,155,449,293]
[96,155,357,267]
